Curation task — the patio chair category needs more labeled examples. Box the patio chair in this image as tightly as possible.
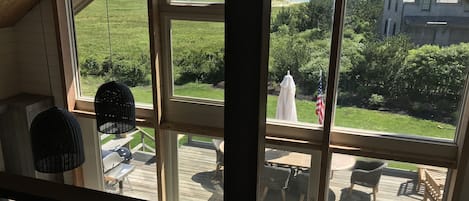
[260,165,291,201]
[293,171,309,201]
[423,169,444,201]
[212,139,224,178]
[349,160,387,201]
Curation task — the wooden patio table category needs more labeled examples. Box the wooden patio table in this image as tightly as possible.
[219,141,356,172]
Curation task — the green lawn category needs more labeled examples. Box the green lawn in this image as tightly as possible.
[85,76,456,139]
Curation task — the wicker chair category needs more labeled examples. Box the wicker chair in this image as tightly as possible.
[349,160,387,201]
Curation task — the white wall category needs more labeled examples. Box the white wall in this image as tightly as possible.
[77,117,104,191]
[13,0,64,107]
[0,27,19,99]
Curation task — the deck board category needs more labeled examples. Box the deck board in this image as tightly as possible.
[109,144,428,201]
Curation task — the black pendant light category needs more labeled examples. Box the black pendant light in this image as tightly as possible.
[95,81,136,134]
[30,107,85,173]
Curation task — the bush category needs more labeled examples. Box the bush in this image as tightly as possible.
[399,43,469,121]
[174,48,224,85]
[368,94,385,109]
[104,54,150,87]
[80,57,102,76]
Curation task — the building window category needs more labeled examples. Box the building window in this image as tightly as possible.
[392,22,396,35]
[388,0,392,10]
[464,0,469,11]
[395,0,399,11]
[421,0,431,10]
[384,20,389,35]
[436,0,458,3]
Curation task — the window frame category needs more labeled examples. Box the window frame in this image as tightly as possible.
[56,0,469,200]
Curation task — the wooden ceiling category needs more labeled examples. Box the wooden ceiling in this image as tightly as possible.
[0,0,40,28]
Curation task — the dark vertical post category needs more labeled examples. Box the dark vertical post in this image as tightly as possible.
[224,0,271,200]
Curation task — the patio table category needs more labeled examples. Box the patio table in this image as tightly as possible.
[219,141,355,172]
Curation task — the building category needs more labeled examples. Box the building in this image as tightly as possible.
[382,0,469,45]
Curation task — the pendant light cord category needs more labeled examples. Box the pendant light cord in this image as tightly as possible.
[39,2,54,97]
[106,0,113,65]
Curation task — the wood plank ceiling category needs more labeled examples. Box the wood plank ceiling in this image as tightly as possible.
[0,0,40,28]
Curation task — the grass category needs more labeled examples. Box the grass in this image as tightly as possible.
[84,76,456,139]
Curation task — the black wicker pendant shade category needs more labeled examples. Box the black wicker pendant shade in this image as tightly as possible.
[30,107,85,173]
[95,81,136,134]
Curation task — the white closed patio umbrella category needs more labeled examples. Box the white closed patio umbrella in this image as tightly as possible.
[276,71,298,122]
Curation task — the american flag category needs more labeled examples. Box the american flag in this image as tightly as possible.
[315,70,325,125]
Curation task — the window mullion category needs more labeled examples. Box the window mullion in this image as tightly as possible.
[318,0,347,200]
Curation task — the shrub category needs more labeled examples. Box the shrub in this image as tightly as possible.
[368,94,385,109]
[104,54,150,87]
[80,57,102,76]
[174,48,224,85]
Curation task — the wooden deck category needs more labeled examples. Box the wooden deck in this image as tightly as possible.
[108,144,428,201]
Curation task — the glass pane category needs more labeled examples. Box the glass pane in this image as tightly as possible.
[171,20,225,101]
[178,134,224,200]
[74,0,153,105]
[101,127,158,200]
[329,153,448,201]
[172,0,223,3]
[267,0,334,125]
[335,0,469,140]
[261,148,317,201]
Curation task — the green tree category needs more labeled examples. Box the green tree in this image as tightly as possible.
[400,43,469,121]
[294,0,333,32]
[345,0,384,38]
[344,35,414,106]
[270,33,313,93]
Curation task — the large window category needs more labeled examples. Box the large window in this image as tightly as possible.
[170,20,224,101]
[73,0,152,106]
[335,0,469,141]
[61,0,469,200]
[267,0,333,125]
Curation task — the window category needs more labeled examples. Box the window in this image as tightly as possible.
[388,0,392,10]
[100,127,158,200]
[395,0,399,11]
[421,0,431,10]
[73,0,152,106]
[177,134,224,200]
[384,19,389,36]
[336,0,469,141]
[329,153,449,201]
[268,0,333,125]
[58,0,469,200]
[170,20,224,101]
[171,0,224,3]
[436,0,458,3]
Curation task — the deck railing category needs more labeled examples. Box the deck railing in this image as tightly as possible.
[131,128,156,153]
